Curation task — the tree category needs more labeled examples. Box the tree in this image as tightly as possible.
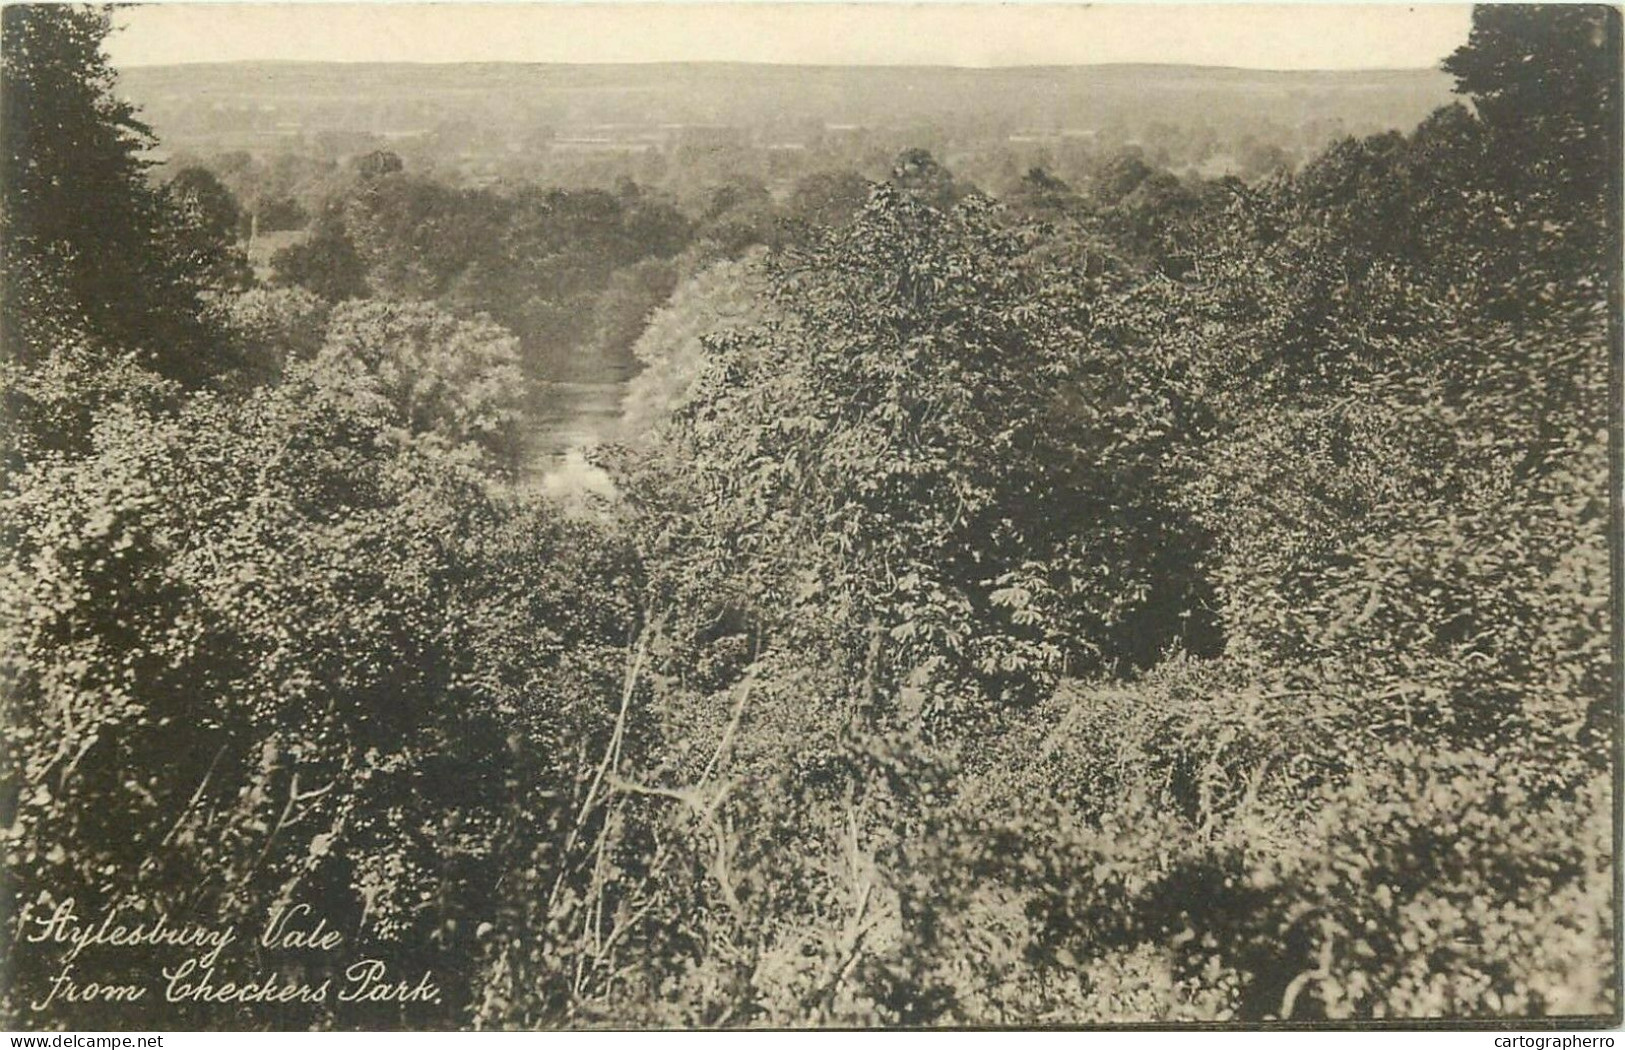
[254,193,309,233]
[317,300,525,475]
[1442,4,1621,268]
[621,190,692,259]
[341,174,505,300]
[354,147,405,180]
[0,5,224,383]
[1,358,639,1027]
[166,165,241,244]
[627,188,1214,720]
[887,148,963,210]
[618,251,775,439]
[270,216,370,302]
[1443,5,1620,184]
[1092,151,1155,205]
[441,185,691,377]
[165,165,252,291]
[694,177,775,256]
[211,285,332,387]
[1006,167,1081,220]
[786,169,871,232]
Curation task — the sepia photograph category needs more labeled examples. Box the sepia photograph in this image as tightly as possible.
[0,0,1619,1032]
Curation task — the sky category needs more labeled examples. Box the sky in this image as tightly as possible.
[105,3,1476,70]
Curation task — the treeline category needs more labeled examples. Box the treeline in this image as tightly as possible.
[129,59,1457,196]
[1,3,1617,1029]
[181,144,875,442]
[168,120,1267,403]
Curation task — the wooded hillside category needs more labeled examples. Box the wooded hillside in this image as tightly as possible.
[2,3,1616,1028]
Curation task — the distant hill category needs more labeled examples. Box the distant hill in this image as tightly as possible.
[118,61,1458,173]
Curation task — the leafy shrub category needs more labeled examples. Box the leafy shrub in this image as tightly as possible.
[618,251,774,440]
[317,300,526,476]
[622,185,1217,725]
[0,359,638,1028]
[210,286,332,387]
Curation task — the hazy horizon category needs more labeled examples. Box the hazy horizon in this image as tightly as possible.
[107,3,1475,72]
[114,56,1454,73]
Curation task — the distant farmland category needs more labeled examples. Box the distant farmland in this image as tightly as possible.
[119,60,1458,184]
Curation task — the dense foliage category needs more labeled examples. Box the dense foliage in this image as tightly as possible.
[1,3,1616,1029]
[0,6,238,385]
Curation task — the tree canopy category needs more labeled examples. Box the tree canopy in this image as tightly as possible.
[1,4,232,383]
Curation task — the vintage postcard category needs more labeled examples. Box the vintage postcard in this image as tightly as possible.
[0,1,1618,1033]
